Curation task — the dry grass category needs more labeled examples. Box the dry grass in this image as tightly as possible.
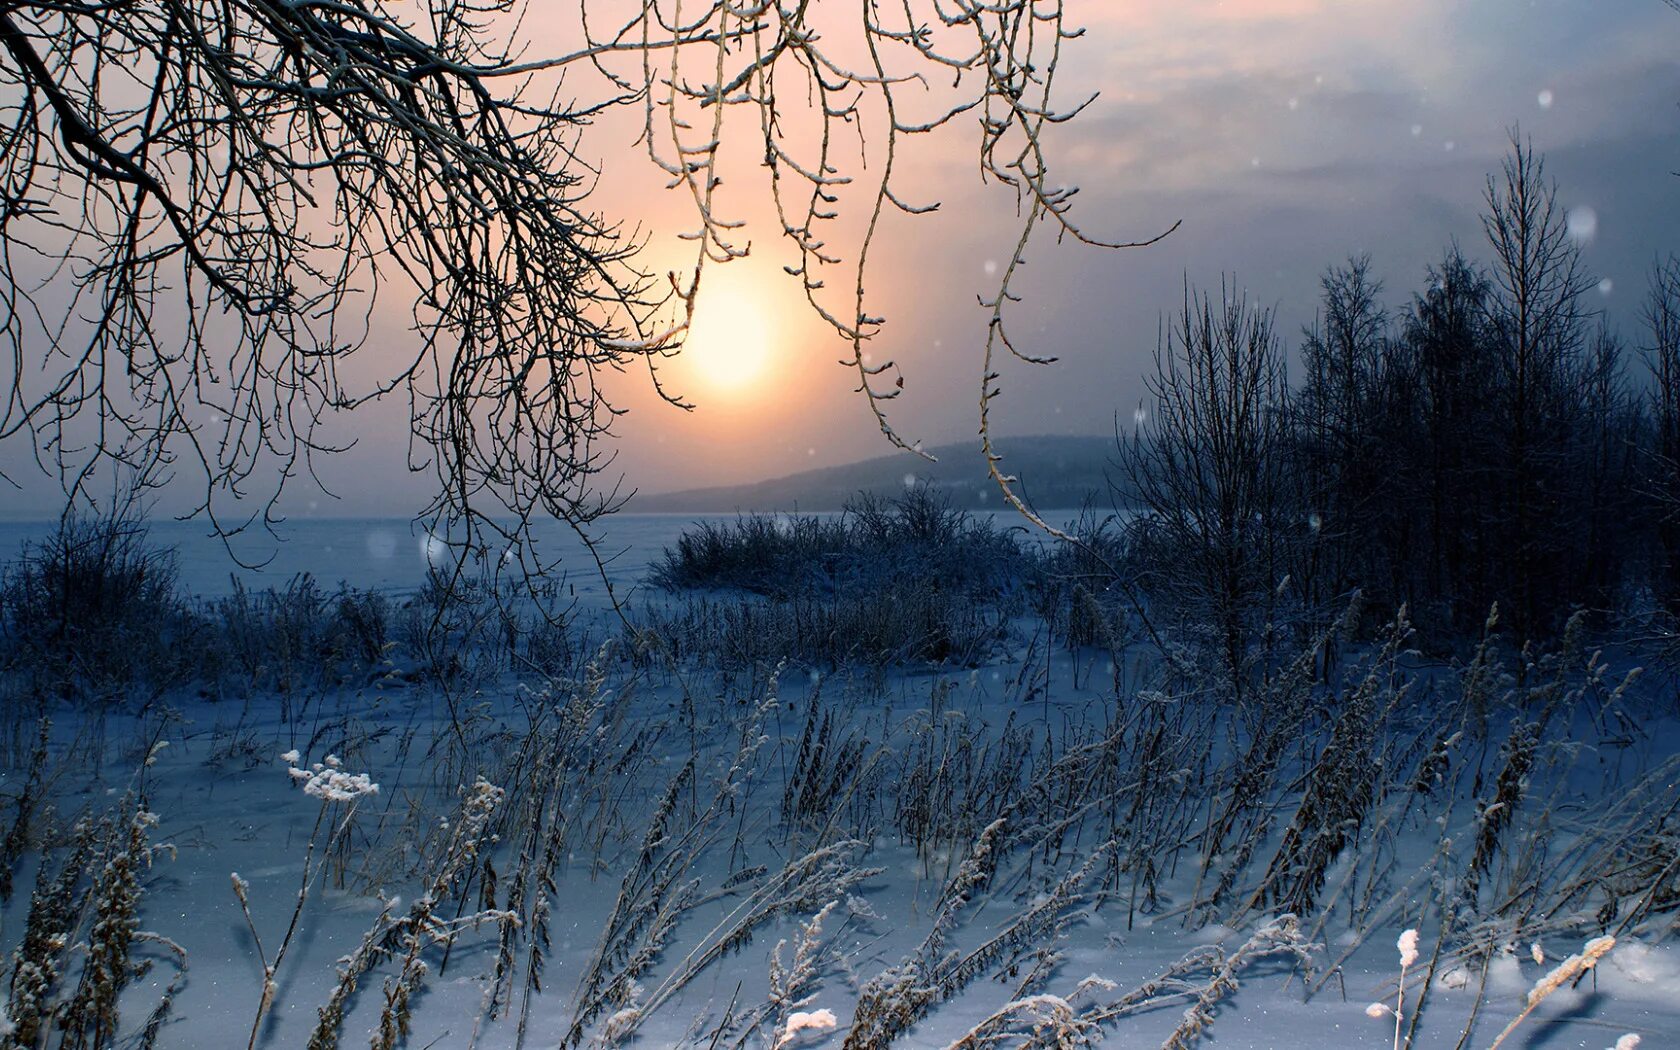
[1,539,1673,1050]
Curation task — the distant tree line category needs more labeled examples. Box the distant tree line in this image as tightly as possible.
[1121,132,1679,664]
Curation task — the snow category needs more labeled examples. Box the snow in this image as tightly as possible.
[777,1007,837,1044]
[0,515,1677,1049]
[1398,928,1420,969]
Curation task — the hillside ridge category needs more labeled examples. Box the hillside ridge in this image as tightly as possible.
[632,433,1123,512]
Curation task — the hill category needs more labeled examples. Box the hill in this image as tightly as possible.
[632,434,1123,512]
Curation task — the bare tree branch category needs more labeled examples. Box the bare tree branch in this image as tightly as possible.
[0,0,1175,589]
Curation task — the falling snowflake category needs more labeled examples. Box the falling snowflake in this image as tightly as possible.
[421,532,449,568]
[1567,206,1598,245]
[1537,89,1554,110]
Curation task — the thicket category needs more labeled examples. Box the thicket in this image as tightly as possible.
[649,487,1029,600]
[0,510,194,703]
[1119,133,1677,679]
[645,487,1033,671]
[0,515,588,712]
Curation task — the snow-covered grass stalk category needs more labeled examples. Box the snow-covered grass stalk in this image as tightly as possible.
[1157,916,1315,1049]
[938,992,1102,1050]
[892,679,1033,865]
[233,751,378,1050]
[306,776,506,1050]
[372,778,508,1050]
[843,824,1117,1050]
[764,903,839,1049]
[636,841,875,1033]
[562,678,876,1048]
[59,800,146,1049]
[842,819,1010,1050]
[1366,929,1419,1050]
[987,914,1317,1048]
[3,820,94,1049]
[1485,935,1615,1049]
[780,689,876,848]
[0,717,52,905]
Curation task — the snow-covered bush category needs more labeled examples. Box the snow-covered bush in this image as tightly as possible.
[0,509,194,704]
[651,485,1031,602]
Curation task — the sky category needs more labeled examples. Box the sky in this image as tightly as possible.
[5,0,1680,519]
[585,0,1680,500]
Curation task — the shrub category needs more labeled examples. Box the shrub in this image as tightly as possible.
[650,485,1032,602]
[204,574,397,693]
[0,510,193,702]
[649,512,853,596]
[632,580,1011,674]
[1029,505,1136,651]
[645,487,1029,672]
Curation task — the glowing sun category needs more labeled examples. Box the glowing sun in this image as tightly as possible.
[682,269,778,395]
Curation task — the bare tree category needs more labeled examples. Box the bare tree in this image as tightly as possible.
[1480,130,1593,634]
[0,0,1171,583]
[1292,255,1392,606]
[1121,280,1290,700]
[1644,255,1680,600]
[1574,322,1637,599]
[1646,257,1680,469]
[1401,247,1496,623]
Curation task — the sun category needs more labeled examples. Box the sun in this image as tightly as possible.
[681,269,777,395]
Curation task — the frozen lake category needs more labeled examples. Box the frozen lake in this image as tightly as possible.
[0,514,709,603]
[0,509,1078,602]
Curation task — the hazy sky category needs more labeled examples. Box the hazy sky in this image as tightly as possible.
[586,0,1680,498]
[6,0,1679,519]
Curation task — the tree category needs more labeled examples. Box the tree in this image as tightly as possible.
[1292,255,1394,607]
[1644,255,1680,601]
[1400,246,1496,624]
[1121,281,1290,699]
[0,0,1169,581]
[1573,322,1637,603]
[1480,130,1594,634]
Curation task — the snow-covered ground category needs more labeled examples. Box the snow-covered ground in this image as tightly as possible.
[1,517,1676,1049]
